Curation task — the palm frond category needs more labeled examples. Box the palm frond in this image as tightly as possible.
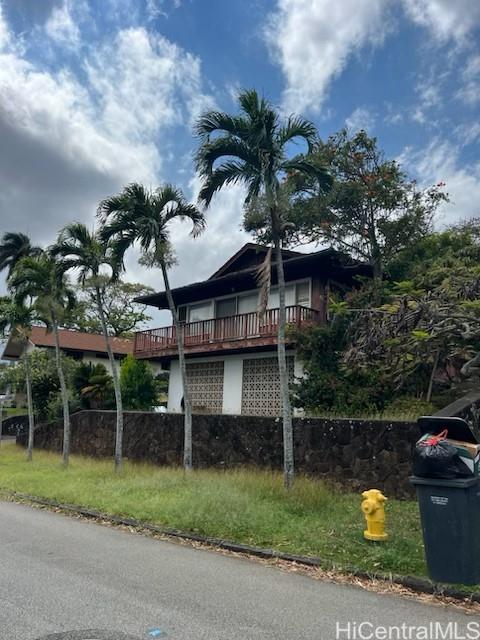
[0,232,42,278]
[194,111,248,139]
[277,116,318,149]
[238,89,263,118]
[197,162,247,207]
[97,183,149,224]
[195,136,259,177]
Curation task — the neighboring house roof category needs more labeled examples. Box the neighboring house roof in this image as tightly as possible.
[137,244,372,310]
[2,326,133,360]
[209,242,303,279]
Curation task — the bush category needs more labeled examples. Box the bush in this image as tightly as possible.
[46,389,81,422]
[72,362,115,410]
[120,355,157,410]
[292,323,394,416]
[0,349,78,420]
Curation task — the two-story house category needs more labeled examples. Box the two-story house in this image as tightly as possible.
[133,243,370,416]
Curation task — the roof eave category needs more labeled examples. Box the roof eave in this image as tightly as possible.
[135,247,370,310]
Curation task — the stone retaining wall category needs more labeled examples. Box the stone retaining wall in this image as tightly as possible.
[19,411,420,498]
[2,414,29,437]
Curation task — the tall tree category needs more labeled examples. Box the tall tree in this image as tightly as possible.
[52,223,126,471]
[195,89,331,488]
[253,129,447,284]
[63,281,154,337]
[0,296,36,460]
[0,232,42,279]
[97,183,205,471]
[10,254,76,466]
[0,232,41,460]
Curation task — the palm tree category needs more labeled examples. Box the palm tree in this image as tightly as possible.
[195,89,332,489]
[0,296,36,460]
[0,232,42,278]
[97,183,205,471]
[52,223,125,471]
[10,254,76,466]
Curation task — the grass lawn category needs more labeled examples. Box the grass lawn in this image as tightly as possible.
[0,442,427,578]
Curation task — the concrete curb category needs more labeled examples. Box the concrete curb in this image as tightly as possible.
[4,490,480,604]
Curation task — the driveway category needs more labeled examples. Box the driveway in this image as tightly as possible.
[0,501,475,640]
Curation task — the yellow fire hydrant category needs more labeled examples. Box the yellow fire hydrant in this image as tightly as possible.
[361,489,388,541]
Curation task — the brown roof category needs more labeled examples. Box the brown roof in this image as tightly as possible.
[209,242,303,279]
[2,326,133,360]
[29,327,134,355]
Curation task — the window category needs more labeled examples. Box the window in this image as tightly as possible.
[267,285,294,309]
[178,306,187,323]
[296,281,310,307]
[64,349,83,360]
[188,302,212,323]
[238,293,258,314]
[216,297,237,318]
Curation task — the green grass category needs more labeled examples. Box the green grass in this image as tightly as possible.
[0,442,427,578]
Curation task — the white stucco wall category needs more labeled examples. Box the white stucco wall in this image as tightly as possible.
[82,354,164,376]
[24,344,164,376]
[167,351,302,415]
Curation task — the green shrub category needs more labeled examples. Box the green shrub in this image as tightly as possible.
[292,323,394,416]
[0,350,78,420]
[46,389,82,422]
[72,362,115,410]
[120,354,157,410]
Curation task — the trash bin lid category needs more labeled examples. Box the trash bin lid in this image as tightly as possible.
[417,416,479,444]
[410,475,480,488]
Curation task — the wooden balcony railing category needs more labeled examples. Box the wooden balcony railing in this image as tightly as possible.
[134,305,319,356]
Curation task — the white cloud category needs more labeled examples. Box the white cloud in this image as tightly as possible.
[345,107,375,132]
[0,10,212,273]
[402,0,480,43]
[0,4,10,49]
[266,0,480,117]
[400,139,480,226]
[44,1,81,50]
[410,77,442,126]
[265,0,390,113]
[171,176,250,286]
[456,54,480,105]
[85,27,211,142]
[146,0,181,20]
[455,121,480,147]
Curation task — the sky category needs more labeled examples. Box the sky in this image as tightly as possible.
[0,0,479,328]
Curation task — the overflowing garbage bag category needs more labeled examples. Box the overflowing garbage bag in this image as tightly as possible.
[413,429,473,479]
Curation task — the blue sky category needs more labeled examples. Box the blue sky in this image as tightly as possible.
[0,0,479,311]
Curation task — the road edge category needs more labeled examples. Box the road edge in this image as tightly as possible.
[3,489,479,605]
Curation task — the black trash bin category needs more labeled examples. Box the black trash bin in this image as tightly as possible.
[411,416,480,585]
[410,475,480,584]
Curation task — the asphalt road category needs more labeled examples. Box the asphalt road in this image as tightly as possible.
[0,501,476,640]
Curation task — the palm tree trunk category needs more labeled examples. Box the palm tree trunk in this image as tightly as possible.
[95,286,124,472]
[51,311,71,466]
[160,260,193,471]
[24,352,35,461]
[273,233,295,490]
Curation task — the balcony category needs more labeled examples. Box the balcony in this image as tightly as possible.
[134,305,319,358]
